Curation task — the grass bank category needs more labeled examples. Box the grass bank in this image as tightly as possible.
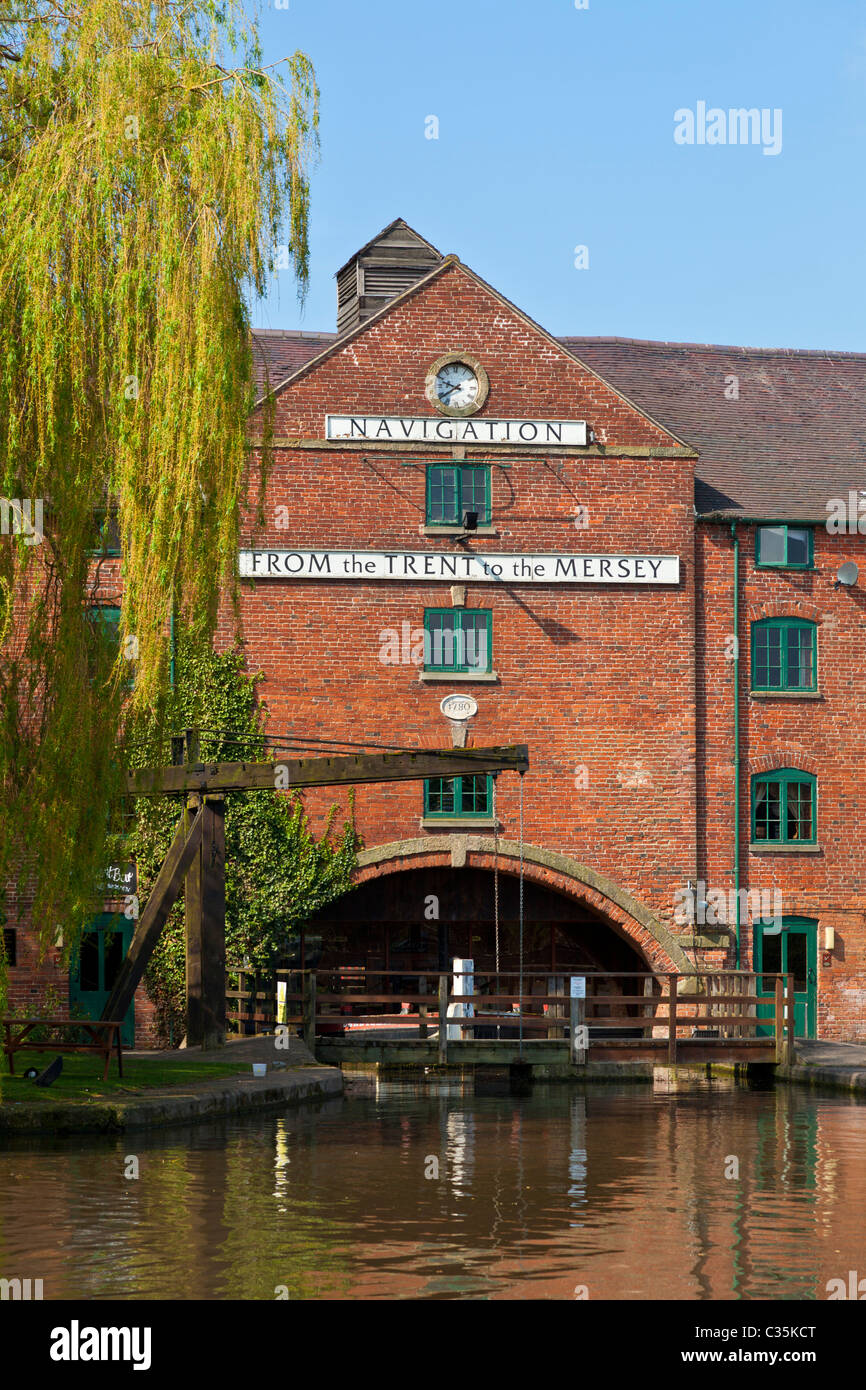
[0,1053,249,1107]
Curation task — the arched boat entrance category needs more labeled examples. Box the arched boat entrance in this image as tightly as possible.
[302,838,693,979]
[295,846,789,1070]
[306,866,651,978]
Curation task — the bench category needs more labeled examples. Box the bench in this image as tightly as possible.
[1,1018,124,1081]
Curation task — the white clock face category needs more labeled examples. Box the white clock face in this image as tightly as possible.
[435,361,479,409]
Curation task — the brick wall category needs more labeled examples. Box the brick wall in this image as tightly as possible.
[7,258,865,1041]
[227,262,701,965]
[697,522,866,1039]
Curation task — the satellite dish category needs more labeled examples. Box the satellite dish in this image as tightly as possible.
[836,562,859,588]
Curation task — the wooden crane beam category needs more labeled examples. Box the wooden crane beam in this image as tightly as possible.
[126,745,530,797]
[109,741,530,1050]
[100,805,204,1032]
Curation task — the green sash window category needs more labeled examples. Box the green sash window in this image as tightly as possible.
[751,618,816,691]
[426,464,491,526]
[424,608,491,673]
[752,769,816,844]
[425,774,492,818]
[755,525,813,569]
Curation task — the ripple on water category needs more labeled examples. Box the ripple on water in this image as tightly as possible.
[0,1081,864,1299]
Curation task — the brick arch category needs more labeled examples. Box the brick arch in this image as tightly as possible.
[748,748,820,777]
[749,600,823,623]
[353,836,692,973]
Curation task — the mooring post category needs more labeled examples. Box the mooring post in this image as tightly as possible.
[303,972,316,1054]
[774,975,784,1064]
[419,975,428,1039]
[200,796,226,1048]
[643,974,654,1038]
[185,794,226,1049]
[570,977,586,1065]
[438,974,448,1063]
[668,974,678,1065]
[184,792,204,1046]
[785,971,795,1066]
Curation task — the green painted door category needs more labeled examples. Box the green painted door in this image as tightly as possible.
[755,918,817,1039]
[69,913,135,1047]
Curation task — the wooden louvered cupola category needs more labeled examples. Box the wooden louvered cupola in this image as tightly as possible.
[335,218,442,336]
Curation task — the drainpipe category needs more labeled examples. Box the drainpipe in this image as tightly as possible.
[731,522,741,969]
[169,597,176,690]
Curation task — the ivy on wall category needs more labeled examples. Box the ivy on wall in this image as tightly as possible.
[119,635,358,1043]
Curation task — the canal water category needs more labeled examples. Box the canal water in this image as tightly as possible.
[1,1075,864,1300]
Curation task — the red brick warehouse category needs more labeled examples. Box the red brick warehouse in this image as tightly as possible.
[6,217,866,1043]
[232,218,866,1043]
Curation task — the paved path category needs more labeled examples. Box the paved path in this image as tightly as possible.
[780,1040,866,1096]
[134,1031,317,1067]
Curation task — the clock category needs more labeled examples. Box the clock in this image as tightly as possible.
[425,352,489,417]
[435,361,478,409]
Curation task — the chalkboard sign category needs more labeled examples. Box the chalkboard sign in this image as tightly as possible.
[101,862,137,895]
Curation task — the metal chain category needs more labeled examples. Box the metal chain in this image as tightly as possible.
[519,772,525,1056]
[492,775,500,975]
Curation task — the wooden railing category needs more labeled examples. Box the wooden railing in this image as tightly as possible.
[259,968,795,1065]
[225,966,305,1036]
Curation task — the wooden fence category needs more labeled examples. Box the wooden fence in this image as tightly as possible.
[228,968,795,1066]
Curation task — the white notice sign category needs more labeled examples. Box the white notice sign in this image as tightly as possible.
[326,415,589,446]
[239,550,680,584]
[570,977,586,999]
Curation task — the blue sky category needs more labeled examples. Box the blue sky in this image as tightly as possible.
[251,0,866,351]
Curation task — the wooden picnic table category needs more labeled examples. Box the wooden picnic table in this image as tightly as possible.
[1,1018,124,1081]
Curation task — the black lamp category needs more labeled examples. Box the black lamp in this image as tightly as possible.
[463,510,478,531]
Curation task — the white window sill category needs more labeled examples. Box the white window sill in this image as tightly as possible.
[421,818,497,829]
[749,843,822,854]
[750,690,822,700]
[418,670,499,683]
[419,526,498,538]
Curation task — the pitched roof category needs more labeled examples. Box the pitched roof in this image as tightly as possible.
[333,216,442,278]
[564,337,866,520]
[253,257,693,453]
[250,328,866,521]
[252,329,336,396]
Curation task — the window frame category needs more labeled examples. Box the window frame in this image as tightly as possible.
[750,617,817,693]
[86,603,121,646]
[751,768,817,846]
[2,927,16,969]
[86,604,134,689]
[424,774,493,820]
[755,524,814,571]
[89,508,121,557]
[425,463,492,528]
[423,607,492,674]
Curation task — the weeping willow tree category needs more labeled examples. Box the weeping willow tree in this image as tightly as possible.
[0,0,319,1004]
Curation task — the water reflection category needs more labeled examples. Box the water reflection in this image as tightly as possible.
[0,1077,864,1300]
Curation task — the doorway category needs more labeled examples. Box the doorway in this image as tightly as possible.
[754,917,817,1039]
[69,913,135,1046]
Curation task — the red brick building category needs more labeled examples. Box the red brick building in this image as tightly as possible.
[7,218,866,1042]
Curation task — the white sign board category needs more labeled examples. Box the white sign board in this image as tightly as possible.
[239,550,680,585]
[440,694,478,721]
[570,977,586,999]
[326,415,589,446]
[448,957,475,1041]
